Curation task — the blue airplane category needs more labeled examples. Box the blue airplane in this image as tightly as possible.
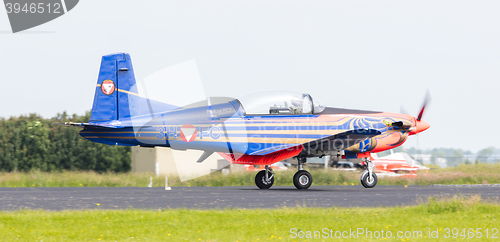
[65,53,430,190]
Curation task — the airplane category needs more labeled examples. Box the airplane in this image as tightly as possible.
[65,52,430,190]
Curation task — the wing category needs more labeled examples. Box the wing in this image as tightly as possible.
[218,129,381,164]
[302,128,382,152]
[245,129,382,156]
[218,145,303,165]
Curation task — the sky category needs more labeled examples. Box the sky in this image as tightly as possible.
[0,0,499,152]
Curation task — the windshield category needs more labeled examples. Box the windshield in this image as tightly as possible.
[238,91,325,115]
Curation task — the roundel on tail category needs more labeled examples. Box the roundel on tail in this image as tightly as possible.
[101,80,115,95]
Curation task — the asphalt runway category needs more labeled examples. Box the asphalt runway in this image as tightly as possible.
[0,185,499,211]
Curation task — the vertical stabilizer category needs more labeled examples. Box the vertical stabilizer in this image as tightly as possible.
[90,53,138,121]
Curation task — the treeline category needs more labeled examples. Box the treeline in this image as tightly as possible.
[0,112,130,172]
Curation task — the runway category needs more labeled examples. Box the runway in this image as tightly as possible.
[1,185,499,211]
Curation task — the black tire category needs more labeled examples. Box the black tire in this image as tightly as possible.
[293,170,313,190]
[255,170,274,189]
[360,170,378,188]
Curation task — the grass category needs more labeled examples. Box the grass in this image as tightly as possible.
[2,163,500,188]
[0,195,498,241]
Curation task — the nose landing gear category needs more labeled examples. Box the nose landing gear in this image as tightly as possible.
[360,157,377,188]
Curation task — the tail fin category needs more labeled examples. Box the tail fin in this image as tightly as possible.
[90,53,138,121]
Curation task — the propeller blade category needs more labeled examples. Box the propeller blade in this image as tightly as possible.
[417,91,431,121]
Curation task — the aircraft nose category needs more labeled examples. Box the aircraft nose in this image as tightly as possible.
[416,120,430,133]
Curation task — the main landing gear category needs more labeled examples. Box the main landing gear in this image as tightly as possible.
[360,157,377,188]
[293,157,312,190]
[255,165,274,189]
[254,157,314,190]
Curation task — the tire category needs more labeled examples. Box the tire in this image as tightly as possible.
[360,170,378,188]
[255,170,274,189]
[293,170,313,190]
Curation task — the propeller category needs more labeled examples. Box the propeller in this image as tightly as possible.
[416,91,431,121]
[398,91,431,134]
[395,91,431,164]
[415,91,431,163]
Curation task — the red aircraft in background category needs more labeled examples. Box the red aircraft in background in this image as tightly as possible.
[367,152,428,177]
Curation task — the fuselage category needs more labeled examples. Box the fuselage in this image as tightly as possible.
[79,100,429,163]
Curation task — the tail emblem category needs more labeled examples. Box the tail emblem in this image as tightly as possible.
[101,80,115,95]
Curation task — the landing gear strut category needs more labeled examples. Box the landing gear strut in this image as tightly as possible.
[255,165,274,189]
[360,157,377,188]
[293,157,312,190]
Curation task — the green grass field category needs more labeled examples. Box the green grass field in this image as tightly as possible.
[0,196,498,241]
[1,163,500,188]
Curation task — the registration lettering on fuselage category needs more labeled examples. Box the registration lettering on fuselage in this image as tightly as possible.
[156,125,222,140]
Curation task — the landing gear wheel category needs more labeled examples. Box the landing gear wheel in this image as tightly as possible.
[293,170,312,190]
[360,170,378,188]
[255,170,274,189]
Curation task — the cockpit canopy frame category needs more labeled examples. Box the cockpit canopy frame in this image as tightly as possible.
[237,90,325,116]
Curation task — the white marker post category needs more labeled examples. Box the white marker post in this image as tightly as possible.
[148,176,153,188]
[165,177,171,190]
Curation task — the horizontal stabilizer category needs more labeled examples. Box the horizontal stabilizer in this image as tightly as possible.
[57,122,120,129]
[196,151,214,163]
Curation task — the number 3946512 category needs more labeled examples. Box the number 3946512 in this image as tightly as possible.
[443,228,498,239]
[5,2,62,14]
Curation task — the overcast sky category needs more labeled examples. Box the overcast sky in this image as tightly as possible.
[1,0,499,152]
